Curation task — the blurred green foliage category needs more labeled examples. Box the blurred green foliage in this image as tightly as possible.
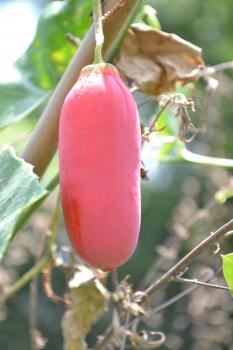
[17,0,92,90]
[0,147,47,261]
[0,1,233,350]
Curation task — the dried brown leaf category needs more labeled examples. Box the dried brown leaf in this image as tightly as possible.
[115,23,204,95]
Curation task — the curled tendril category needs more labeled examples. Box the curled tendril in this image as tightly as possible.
[133,291,149,303]
[158,93,197,143]
[129,329,166,349]
[177,107,197,143]
[127,318,166,349]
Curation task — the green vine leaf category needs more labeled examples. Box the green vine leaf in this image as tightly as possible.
[222,253,233,295]
[0,81,48,130]
[0,147,47,261]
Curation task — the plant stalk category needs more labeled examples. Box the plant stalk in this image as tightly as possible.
[93,0,104,63]
[0,254,52,304]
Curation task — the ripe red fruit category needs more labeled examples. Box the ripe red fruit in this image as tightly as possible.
[59,63,141,271]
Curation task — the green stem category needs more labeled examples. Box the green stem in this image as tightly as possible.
[0,254,52,304]
[1,190,61,305]
[92,0,104,63]
[181,148,233,168]
[48,191,61,248]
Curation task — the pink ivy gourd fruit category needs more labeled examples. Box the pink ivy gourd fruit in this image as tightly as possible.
[59,63,141,271]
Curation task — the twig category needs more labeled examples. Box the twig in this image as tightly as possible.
[95,327,115,350]
[41,193,70,305]
[147,266,224,317]
[175,276,229,290]
[144,218,233,297]
[65,33,80,47]
[42,267,70,306]
[149,97,172,133]
[147,284,197,317]
[0,254,52,305]
[0,192,61,305]
[141,98,171,143]
[111,269,119,291]
[120,311,130,350]
[29,233,48,350]
[224,230,233,238]
[93,218,231,350]
[139,199,215,290]
[198,61,233,78]
[29,279,38,350]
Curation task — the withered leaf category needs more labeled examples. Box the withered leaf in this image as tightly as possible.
[115,23,204,95]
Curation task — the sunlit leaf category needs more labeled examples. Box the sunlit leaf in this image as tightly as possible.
[222,253,233,294]
[17,0,92,90]
[0,147,47,261]
[0,0,92,130]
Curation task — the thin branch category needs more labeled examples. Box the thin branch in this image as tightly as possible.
[198,61,233,78]
[0,254,52,305]
[120,311,130,350]
[65,33,80,47]
[141,97,171,145]
[0,192,60,305]
[147,266,224,317]
[93,219,232,350]
[42,267,70,306]
[111,269,119,291]
[29,233,47,350]
[95,327,115,350]
[224,230,233,238]
[147,284,197,317]
[149,97,172,133]
[175,276,229,290]
[139,199,215,290]
[144,218,233,297]
[29,279,38,350]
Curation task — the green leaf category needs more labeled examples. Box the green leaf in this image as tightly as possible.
[136,5,161,30]
[215,187,233,204]
[17,0,92,90]
[0,80,48,130]
[13,173,59,237]
[0,147,47,261]
[222,253,233,294]
[0,0,92,130]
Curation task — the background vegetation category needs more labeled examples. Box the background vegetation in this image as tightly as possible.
[0,0,233,349]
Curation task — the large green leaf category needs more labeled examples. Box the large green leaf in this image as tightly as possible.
[12,173,59,238]
[17,0,92,90]
[222,253,233,294]
[0,147,47,261]
[0,80,48,130]
[0,0,91,130]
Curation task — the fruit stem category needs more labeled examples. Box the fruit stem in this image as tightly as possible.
[92,0,104,63]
